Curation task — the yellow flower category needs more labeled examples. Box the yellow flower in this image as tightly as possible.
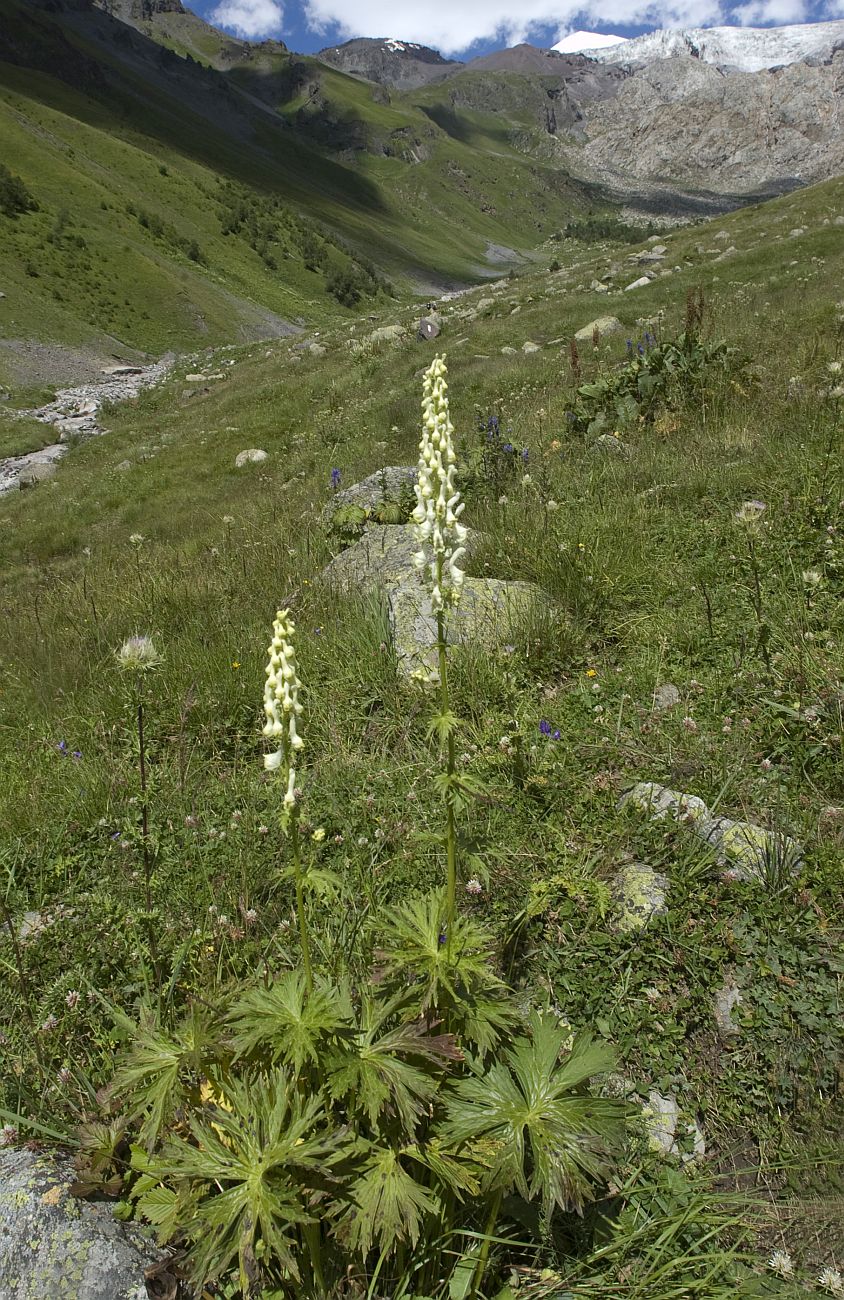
[312,827,326,843]
[586,668,597,678]
[231,660,240,669]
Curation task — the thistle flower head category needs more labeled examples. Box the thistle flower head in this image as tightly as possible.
[734,499,767,527]
[263,609,304,820]
[412,355,468,615]
[116,635,162,674]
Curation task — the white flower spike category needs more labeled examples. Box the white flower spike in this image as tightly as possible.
[412,355,468,616]
[263,609,304,820]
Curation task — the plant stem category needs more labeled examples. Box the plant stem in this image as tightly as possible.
[302,1221,325,1296]
[436,598,457,958]
[290,816,313,994]
[0,897,45,1072]
[137,697,152,916]
[470,1188,504,1299]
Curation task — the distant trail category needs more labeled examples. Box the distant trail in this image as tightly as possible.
[0,358,173,496]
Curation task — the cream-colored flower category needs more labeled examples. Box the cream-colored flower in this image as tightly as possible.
[767,1250,794,1279]
[411,355,468,614]
[818,1267,844,1297]
[734,499,766,527]
[263,609,304,818]
[802,568,822,587]
[115,635,162,674]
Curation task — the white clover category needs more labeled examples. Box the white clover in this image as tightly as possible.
[263,608,304,817]
[767,1250,794,1279]
[115,635,162,674]
[828,361,842,375]
[802,568,822,587]
[411,355,468,615]
[818,1267,844,1296]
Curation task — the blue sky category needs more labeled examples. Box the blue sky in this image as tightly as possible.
[194,0,842,56]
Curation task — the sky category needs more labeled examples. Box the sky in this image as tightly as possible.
[197,0,844,54]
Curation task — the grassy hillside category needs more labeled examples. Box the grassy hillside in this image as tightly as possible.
[0,0,600,381]
[0,175,841,1294]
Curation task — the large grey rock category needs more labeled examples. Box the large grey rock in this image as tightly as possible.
[625,276,652,292]
[326,467,417,520]
[522,341,541,354]
[0,1147,160,1298]
[610,862,668,932]
[389,576,545,680]
[653,682,681,712]
[368,324,406,345]
[234,448,268,468]
[322,523,427,590]
[574,315,624,343]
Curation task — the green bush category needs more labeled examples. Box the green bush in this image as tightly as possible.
[0,163,38,218]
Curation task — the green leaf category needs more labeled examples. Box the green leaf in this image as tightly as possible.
[341,1144,439,1255]
[226,969,349,1068]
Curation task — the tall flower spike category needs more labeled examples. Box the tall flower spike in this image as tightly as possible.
[263,609,304,821]
[412,355,468,616]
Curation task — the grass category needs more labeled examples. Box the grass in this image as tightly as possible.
[0,172,842,1295]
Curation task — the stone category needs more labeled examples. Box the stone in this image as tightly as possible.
[18,463,57,488]
[590,433,629,459]
[418,317,441,341]
[653,683,681,712]
[610,862,668,932]
[620,782,803,883]
[590,279,609,293]
[185,372,207,382]
[625,276,652,292]
[368,324,406,345]
[234,448,268,467]
[115,460,132,472]
[643,1092,705,1162]
[522,341,541,354]
[389,576,545,680]
[101,365,143,377]
[475,297,495,312]
[325,467,417,521]
[713,980,743,1037]
[501,346,517,355]
[308,343,327,357]
[574,315,623,343]
[0,1147,162,1298]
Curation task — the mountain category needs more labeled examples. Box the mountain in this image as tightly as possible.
[318,37,460,90]
[573,20,844,72]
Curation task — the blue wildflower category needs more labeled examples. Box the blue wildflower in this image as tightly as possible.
[72,750,82,761]
[539,719,552,737]
[552,729,561,741]
[626,339,633,353]
[502,443,514,454]
[331,468,341,490]
[521,448,529,463]
[57,740,67,754]
[637,343,645,356]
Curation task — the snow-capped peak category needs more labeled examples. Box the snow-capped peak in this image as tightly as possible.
[553,30,627,55]
[565,20,844,72]
[383,38,423,54]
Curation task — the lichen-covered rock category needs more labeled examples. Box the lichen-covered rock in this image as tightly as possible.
[610,861,668,932]
[389,577,545,680]
[620,781,709,828]
[325,467,417,521]
[620,781,803,883]
[574,315,624,343]
[590,433,630,459]
[368,323,407,345]
[713,980,743,1037]
[234,448,268,467]
[653,682,681,711]
[0,1148,160,1298]
[642,1092,705,1162]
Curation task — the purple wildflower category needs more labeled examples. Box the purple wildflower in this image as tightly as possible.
[552,729,561,741]
[57,740,67,754]
[539,719,552,737]
[331,468,341,490]
[521,448,529,463]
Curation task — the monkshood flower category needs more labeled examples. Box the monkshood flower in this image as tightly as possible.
[262,608,304,818]
[412,355,468,615]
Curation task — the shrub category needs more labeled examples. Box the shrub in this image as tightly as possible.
[0,164,38,218]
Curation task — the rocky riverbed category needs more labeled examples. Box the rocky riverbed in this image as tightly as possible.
[0,358,173,495]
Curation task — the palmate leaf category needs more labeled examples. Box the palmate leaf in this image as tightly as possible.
[325,990,461,1135]
[146,1071,348,1291]
[380,890,514,1051]
[440,1011,627,1217]
[339,1143,440,1256]
[111,1004,223,1149]
[226,968,350,1069]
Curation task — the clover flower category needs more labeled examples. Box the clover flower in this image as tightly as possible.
[818,1267,844,1297]
[411,355,468,615]
[802,568,822,587]
[262,608,304,817]
[734,500,766,527]
[116,635,162,674]
[768,1250,794,1279]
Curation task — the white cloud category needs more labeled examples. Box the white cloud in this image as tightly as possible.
[733,0,808,21]
[211,0,284,38]
[302,0,729,54]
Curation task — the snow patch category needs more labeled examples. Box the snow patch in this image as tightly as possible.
[566,20,844,72]
[553,30,626,55]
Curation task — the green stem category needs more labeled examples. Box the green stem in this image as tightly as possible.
[436,599,457,958]
[290,816,313,994]
[303,1221,325,1296]
[470,1188,504,1299]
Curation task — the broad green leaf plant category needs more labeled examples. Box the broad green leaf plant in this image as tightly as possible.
[105,356,628,1298]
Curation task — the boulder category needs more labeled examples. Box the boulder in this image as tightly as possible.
[0,1147,163,1299]
[323,522,478,592]
[185,372,207,382]
[624,276,652,292]
[590,433,629,459]
[18,463,57,488]
[389,576,545,680]
[610,862,668,933]
[234,449,268,467]
[474,298,495,312]
[325,467,417,521]
[589,279,609,293]
[500,346,517,355]
[574,315,623,343]
[418,317,441,341]
[522,341,541,354]
[368,324,406,345]
[308,343,327,357]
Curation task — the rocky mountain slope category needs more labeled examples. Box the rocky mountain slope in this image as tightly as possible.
[317,37,459,89]
[568,19,844,72]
